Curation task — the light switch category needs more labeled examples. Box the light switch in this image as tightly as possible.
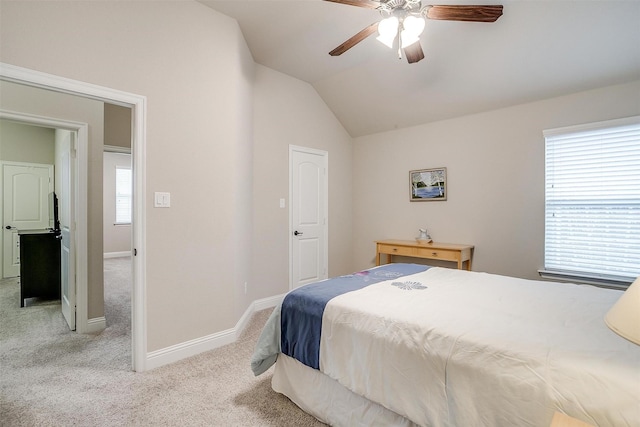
[154,192,171,208]
[279,198,286,208]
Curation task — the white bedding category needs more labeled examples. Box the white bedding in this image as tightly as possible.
[319,267,640,427]
[273,354,417,427]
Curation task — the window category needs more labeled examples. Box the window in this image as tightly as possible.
[115,166,132,224]
[542,116,640,286]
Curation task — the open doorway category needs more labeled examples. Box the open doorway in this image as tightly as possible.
[1,62,147,371]
[0,112,133,370]
[0,117,80,334]
[103,103,133,360]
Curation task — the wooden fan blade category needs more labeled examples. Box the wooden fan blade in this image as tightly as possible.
[329,22,379,56]
[426,5,503,22]
[404,42,425,64]
[323,0,381,9]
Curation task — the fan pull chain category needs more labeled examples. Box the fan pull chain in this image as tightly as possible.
[397,26,402,60]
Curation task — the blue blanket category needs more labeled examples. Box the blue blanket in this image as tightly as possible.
[280,263,430,370]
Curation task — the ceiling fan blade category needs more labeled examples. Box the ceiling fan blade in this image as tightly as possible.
[323,0,381,9]
[329,22,379,56]
[426,5,503,22]
[404,42,425,64]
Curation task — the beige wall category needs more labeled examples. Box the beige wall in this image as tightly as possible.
[103,152,132,254]
[251,65,354,300]
[0,1,254,352]
[0,119,55,164]
[353,80,640,280]
[104,104,131,149]
[0,81,106,319]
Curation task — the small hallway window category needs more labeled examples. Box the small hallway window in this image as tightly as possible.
[115,166,132,224]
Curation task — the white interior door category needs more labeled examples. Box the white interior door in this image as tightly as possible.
[290,146,328,290]
[59,133,76,330]
[2,162,53,278]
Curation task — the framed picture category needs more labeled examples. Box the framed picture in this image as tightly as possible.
[410,167,447,201]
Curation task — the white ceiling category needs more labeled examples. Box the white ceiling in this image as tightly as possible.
[198,0,640,137]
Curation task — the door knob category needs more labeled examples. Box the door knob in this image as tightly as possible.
[294,230,303,236]
[5,225,15,230]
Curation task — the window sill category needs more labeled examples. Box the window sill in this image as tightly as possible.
[538,269,633,290]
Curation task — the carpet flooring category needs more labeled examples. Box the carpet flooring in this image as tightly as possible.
[0,257,325,426]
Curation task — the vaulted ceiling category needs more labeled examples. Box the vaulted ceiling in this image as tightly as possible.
[199,0,640,137]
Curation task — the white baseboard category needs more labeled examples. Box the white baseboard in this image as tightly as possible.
[146,328,237,371]
[85,316,106,333]
[233,293,284,341]
[254,294,284,312]
[145,293,285,371]
[104,251,132,259]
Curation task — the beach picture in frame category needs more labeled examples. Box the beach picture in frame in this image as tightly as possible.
[410,167,447,201]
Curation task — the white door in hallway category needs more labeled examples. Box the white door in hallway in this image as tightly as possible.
[2,162,53,278]
[290,146,328,290]
[59,133,76,330]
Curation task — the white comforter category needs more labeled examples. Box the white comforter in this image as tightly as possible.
[319,267,640,427]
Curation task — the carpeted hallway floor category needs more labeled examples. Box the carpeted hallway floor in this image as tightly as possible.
[0,257,325,426]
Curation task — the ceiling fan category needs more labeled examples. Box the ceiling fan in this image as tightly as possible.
[325,0,503,64]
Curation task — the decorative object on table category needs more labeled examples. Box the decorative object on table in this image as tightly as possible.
[416,228,432,244]
[605,276,640,345]
[410,167,446,201]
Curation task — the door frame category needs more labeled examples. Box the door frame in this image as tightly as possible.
[0,112,86,327]
[0,62,148,372]
[288,144,328,290]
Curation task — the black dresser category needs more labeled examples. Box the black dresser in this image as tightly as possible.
[19,231,61,307]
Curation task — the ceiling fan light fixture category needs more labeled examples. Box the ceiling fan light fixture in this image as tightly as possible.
[376,16,399,48]
[399,15,424,48]
[325,1,503,64]
[403,15,425,37]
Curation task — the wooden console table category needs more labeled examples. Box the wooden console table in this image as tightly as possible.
[376,240,474,270]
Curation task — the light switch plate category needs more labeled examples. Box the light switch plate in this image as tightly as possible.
[279,198,286,208]
[154,192,171,208]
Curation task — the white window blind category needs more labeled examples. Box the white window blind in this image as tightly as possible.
[543,116,640,284]
[115,166,132,224]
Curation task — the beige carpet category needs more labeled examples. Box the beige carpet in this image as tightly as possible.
[0,257,325,426]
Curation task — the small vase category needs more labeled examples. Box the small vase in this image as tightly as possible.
[416,229,432,244]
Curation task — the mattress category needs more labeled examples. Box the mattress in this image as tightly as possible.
[272,353,416,427]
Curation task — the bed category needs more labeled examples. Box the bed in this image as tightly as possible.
[251,264,640,427]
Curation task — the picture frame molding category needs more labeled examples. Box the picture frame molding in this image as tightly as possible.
[410,167,447,202]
